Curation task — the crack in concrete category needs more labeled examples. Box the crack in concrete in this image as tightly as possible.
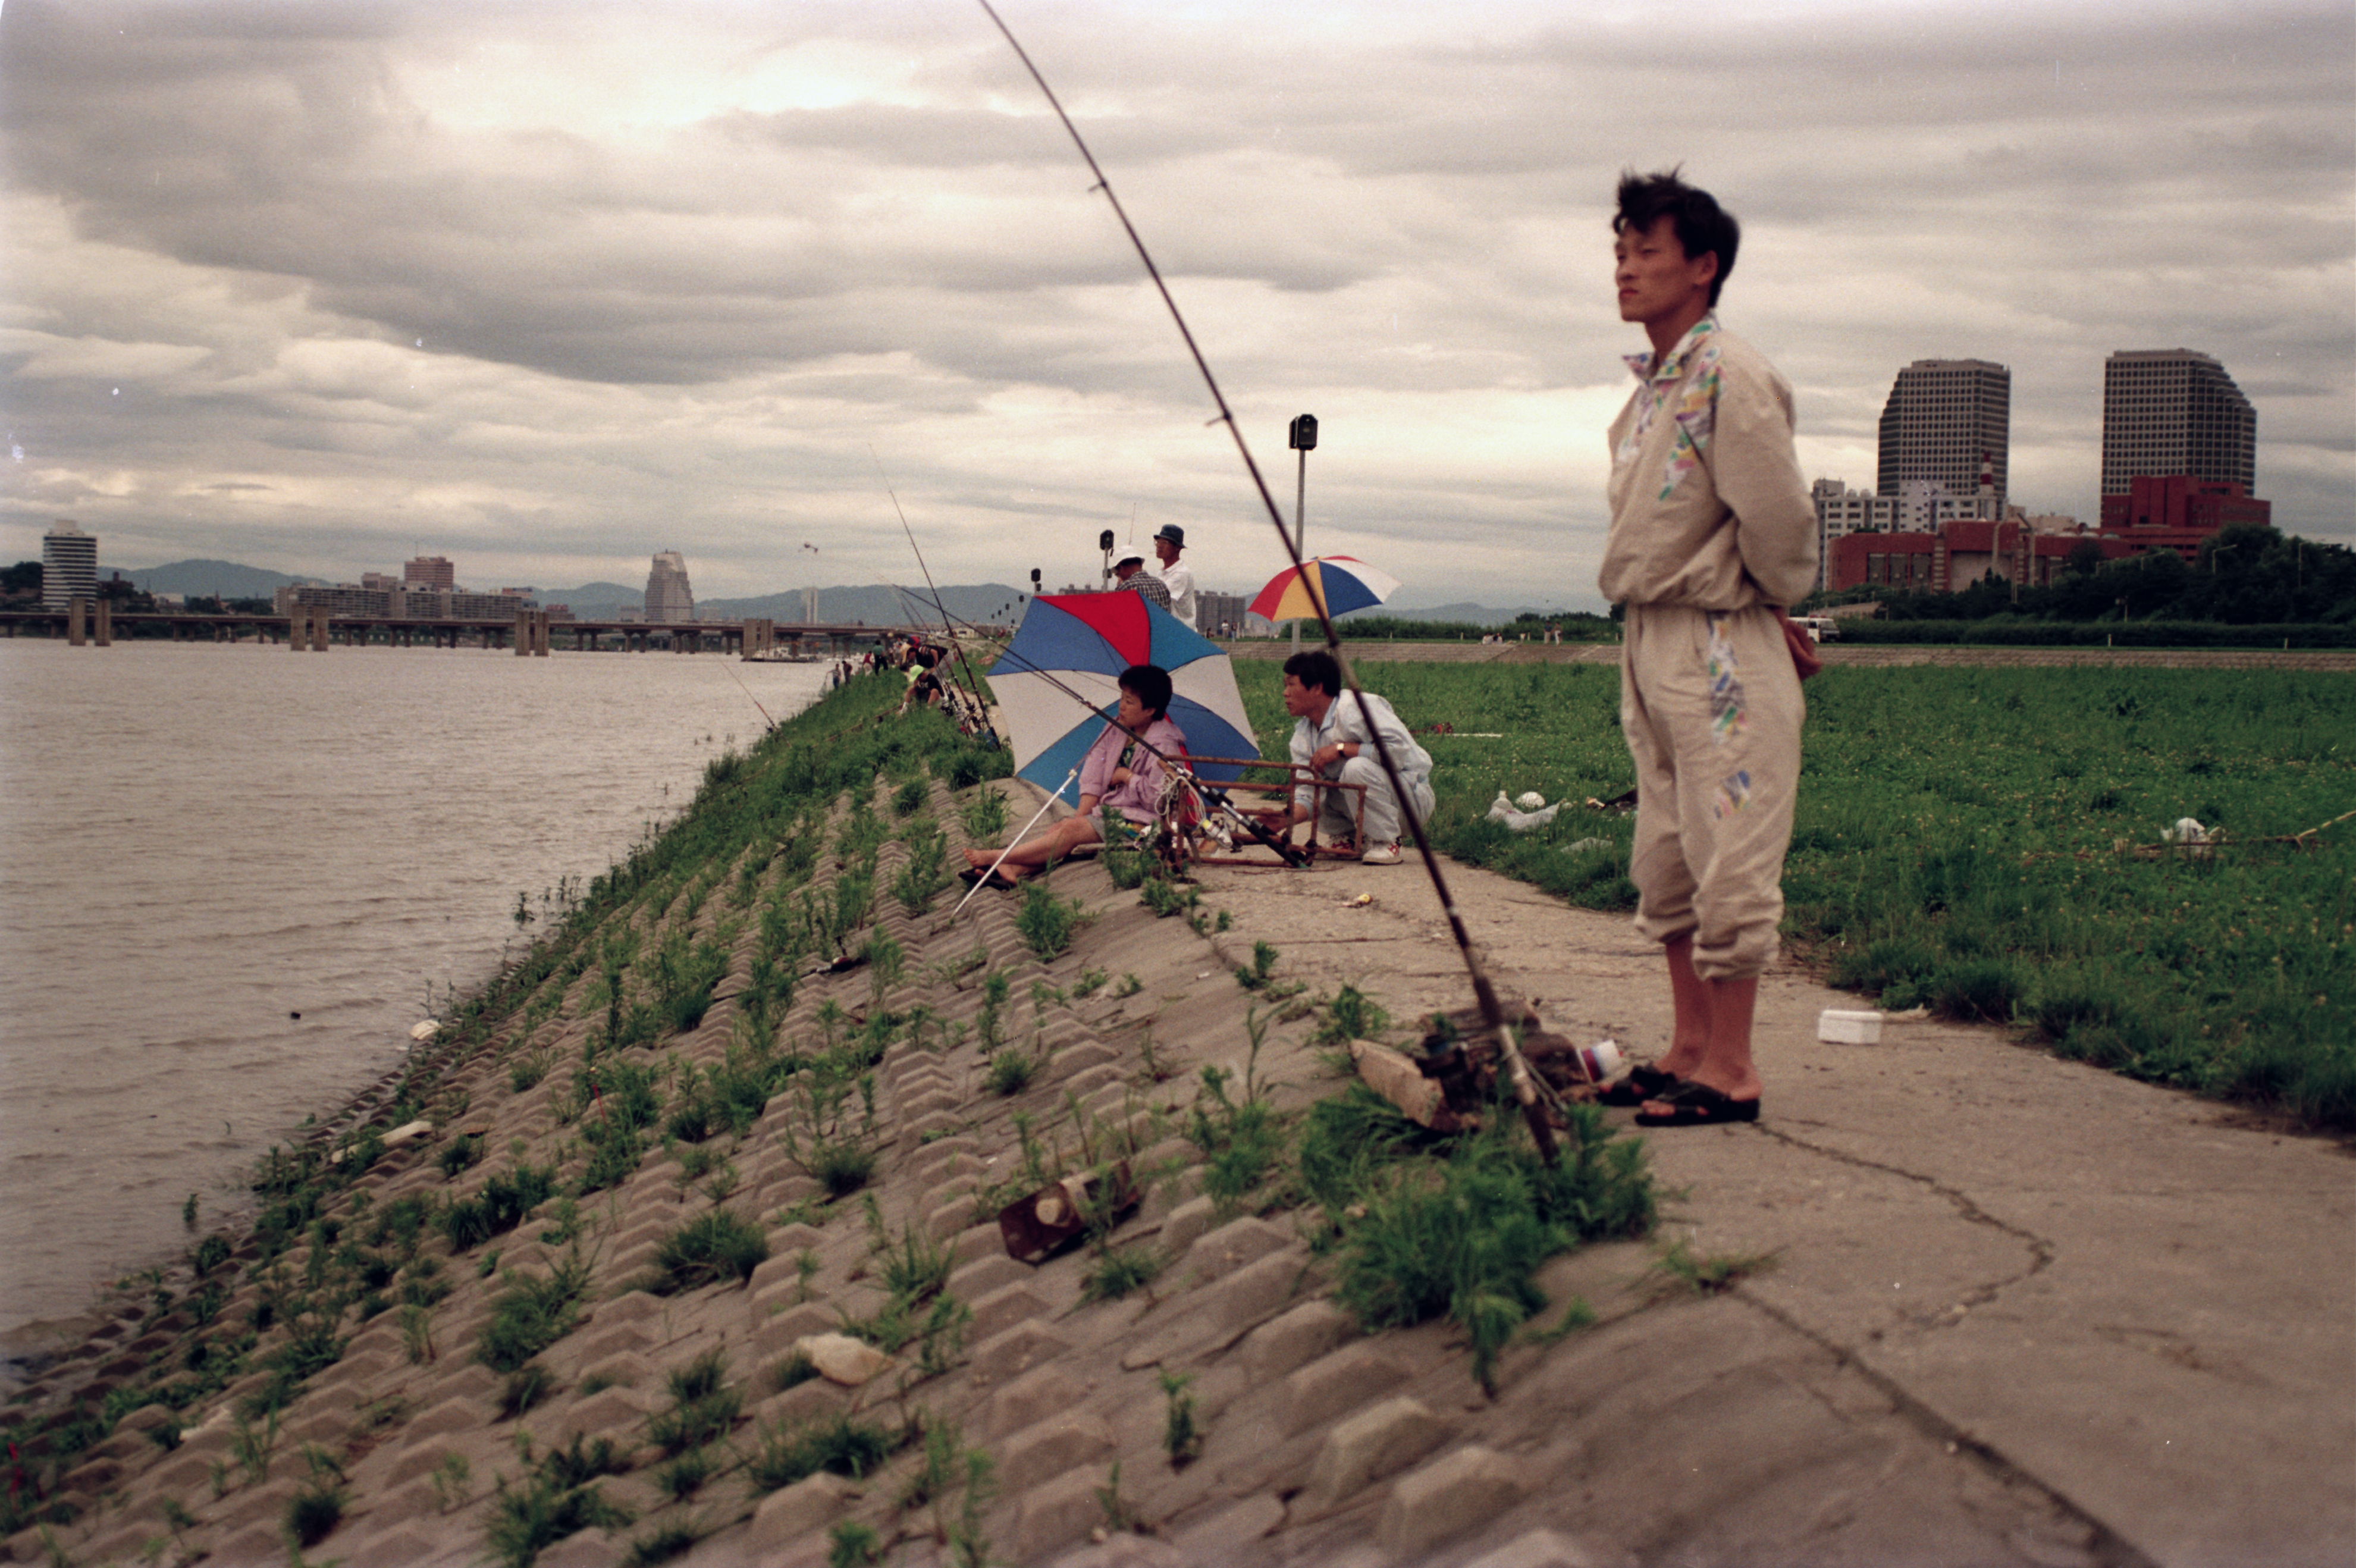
[1709,1127,2156,1567]
[1730,1284,2162,1568]
[1753,1119,2057,1312]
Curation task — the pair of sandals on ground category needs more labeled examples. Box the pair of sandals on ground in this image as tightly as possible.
[1596,1061,1761,1127]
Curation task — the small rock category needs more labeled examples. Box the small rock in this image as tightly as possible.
[793,1331,893,1387]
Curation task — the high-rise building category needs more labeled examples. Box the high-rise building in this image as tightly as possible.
[41,521,98,609]
[645,551,695,624]
[404,555,456,591]
[2101,349,2255,497]
[1877,359,2010,509]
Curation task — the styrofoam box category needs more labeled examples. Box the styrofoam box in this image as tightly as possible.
[1817,1009,1884,1045]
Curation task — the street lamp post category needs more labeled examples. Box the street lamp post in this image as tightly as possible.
[1288,413,1317,648]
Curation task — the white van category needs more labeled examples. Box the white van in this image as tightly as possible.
[1798,616,1840,641]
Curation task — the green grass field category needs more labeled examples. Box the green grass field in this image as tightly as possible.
[1235,661,2356,1129]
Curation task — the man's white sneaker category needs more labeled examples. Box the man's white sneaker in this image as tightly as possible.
[1360,842,1403,865]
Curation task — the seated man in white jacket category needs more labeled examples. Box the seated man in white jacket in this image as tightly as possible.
[1281,648,1433,865]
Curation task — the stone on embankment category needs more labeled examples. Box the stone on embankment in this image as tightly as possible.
[1377,1444,1529,1558]
[1298,1396,1452,1514]
[795,1331,893,1387]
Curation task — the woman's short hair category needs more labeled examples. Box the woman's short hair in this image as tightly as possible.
[1118,663,1173,720]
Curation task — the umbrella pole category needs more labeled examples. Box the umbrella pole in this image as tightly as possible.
[948,767,1079,922]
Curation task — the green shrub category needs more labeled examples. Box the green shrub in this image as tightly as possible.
[1016,883,1086,960]
[746,1413,895,1492]
[478,1252,593,1373]
[650,1209,769,1294]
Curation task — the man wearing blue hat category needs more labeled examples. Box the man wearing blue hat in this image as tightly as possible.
[1150,523,1197,631]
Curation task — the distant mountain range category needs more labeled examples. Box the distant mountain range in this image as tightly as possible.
[119,559,331,597]
[113,559,1574,627]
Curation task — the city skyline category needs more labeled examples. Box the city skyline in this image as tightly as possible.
[3,1,2348,611]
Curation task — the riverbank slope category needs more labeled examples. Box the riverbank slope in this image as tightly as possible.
[4,679,2346,1567]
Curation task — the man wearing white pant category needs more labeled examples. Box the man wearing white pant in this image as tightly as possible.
[1281,650,1433,865]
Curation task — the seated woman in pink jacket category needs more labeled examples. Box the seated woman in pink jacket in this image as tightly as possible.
[962,664,1185,888]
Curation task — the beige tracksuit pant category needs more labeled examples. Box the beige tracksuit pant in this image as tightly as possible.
[1620,602,1803,980]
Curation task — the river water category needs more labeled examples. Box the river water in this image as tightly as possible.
[0,639,830,1343]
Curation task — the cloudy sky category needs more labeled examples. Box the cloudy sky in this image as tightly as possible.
[3,0,2349,611]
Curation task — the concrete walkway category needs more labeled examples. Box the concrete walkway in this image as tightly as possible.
[1194,854,2355,1568]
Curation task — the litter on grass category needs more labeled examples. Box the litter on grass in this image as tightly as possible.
[1515,791,1548,810]
[1487,792,1563,832]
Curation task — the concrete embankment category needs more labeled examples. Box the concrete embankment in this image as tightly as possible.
[4,701,2348,1567]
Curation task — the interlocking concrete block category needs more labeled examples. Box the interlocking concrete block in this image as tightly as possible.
[537,1528,628,1568]
[1156,1196,1218,1257]
[929,1192,981,1241]
[575,1349,652,1394]
[954,1221,1005,1263]
[967,1320,1075,1385]
[968,1282,1053,1344]
[1378,1445,1529,1558]
[588,1290,668,1330]
[1184,1216,1292,1284]
[1048,1041,1120,1078]
[754,1302,840,1362]
[905,1111,962,1142]
[751,1374,845,1429]
[1298,1397,1453,1514]
[1198,1249,1307,1334]
[546,1384,652,1448]
[770,1221,828,1256]
[949,1253,1031,1302]
[1463,1528,1610,1568]
[746,1471,862,1553]
[1009,1462,1116,1562]
[1063,1063,1126,1099]
[981,1363,1091,1441]
[1044,1533,1188,1568]
[1171,1494,1287,1560]
[401,1394,487,1444]
[1239,1299,1356,1385]
[911,1135,982,1180]
[567,1316,655,1368]
[1278,1343,1413,1438]
[999,1410,1118,1494]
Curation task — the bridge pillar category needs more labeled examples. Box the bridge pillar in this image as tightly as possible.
[94,600,112,647]
[313,610,331,652]
[67,598,87,646]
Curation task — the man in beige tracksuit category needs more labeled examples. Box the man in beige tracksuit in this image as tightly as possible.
[1599,170,1816,1127]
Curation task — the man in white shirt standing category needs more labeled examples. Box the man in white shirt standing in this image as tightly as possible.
[1281,649,1432,865]
[1150,524,1197,631]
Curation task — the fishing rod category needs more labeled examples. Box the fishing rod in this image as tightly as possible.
[975,0,1557,1158]
[718,658,777,730]
[870,446,997,718]
[946,765,1081,922]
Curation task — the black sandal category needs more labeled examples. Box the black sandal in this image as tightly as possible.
[1597,1062,1683,1108]
[1633,1080,1761,1127]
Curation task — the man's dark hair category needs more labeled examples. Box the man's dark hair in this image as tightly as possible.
[1118,663,1173,720]
[1282,649,1342,698]
[1614,168,1739,306]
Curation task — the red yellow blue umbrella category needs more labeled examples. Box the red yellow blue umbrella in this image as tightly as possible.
[1248,555,1402,623]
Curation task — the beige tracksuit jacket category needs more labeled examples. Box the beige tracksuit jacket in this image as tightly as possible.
[1601,315,1817,980]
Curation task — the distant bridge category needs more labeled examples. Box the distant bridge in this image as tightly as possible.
[0,604,934,657]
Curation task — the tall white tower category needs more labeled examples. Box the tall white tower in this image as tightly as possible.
[41,521,98,609]
[645,551,695,624]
